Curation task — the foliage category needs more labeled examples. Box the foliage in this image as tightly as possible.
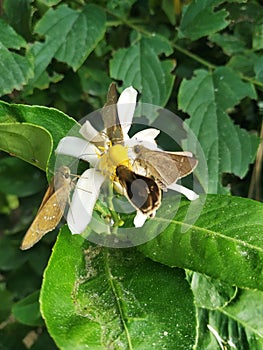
[0,0,262,349]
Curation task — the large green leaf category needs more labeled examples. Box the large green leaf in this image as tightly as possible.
[139,194,263,291]
[178,0,229,40]
[110,32,175,107]
[29,4,106,89]
[0,100,77,171]
[178,67,258,193]
[0,19,33,96]
[0,123,51,170]
[40,227,196,350]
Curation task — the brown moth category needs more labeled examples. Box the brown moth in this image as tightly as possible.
[115,165,162,218]
[20,166,74,250]
[101,82,124,145]
[100,83,162,218]
[133,145,198,189]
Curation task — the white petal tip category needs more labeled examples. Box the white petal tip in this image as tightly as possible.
[168,183,199,201]
[133,211,148,227]
[71,230,82,235]
[189,193,199,201]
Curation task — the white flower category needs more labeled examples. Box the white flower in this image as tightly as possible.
[56,86,198,234]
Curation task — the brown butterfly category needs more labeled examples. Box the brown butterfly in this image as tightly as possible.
[101,82,124,145]
[115,165,162,218]
[20,166,74,250]
[133,145,198,189]
[101,83,162,218]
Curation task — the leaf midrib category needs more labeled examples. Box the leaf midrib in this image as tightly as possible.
[104,249,134,350]
[153,212,263,253]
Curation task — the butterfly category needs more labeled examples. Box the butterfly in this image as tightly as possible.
[20,166,74,250]
[115,165,162,218]
[133,145,198,190]
[100,83,162,219]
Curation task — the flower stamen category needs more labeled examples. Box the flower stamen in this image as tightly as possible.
[98,144,131,180]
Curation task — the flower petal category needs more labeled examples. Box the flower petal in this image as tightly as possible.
[168,183,199,201]
[126,128,160,150]
[133,211,148,227]
[56,136,99,166]
[125,128,161,162]
[79,121,105,143]
[67,168,105,234]
[117,86,137,139]
[131,128,160,143]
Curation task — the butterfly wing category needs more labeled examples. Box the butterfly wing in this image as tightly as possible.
[116,165,162,217]
[101,83,123,144]
[20,166,72,250]
[20,186,70,250]
[135,146,198,187]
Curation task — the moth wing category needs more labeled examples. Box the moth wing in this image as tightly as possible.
[142,150,198,185]
[102,83,123,144]
[20,186,69,250]
[166,152,198,178]
[168,150,193,157]
[116,165,162,217]
[36,180,55,214]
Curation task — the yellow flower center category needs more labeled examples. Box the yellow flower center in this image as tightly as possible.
[98,144,131,179]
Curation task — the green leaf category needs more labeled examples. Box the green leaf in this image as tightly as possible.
[209,33,246,55]
[162,0,176,25]
[106,0,137,17]
[0,123,51,170]
[178,0,229,40]
[187,275,263,348]
[224,289,263,343]
[12,290,43,326]
[78,63,112,99]
[3,0,33,40]
[195,307,262,350]
[195,288,263,349]
[0,100,77,171]
[0,17,27,48]
[228,52,258,78]
[253,24,263,51]
[0,157,46,196]
[40,226,196,349]
[29,4,106,88]
[178,67,258,193]
[139,194,263,291]
[0,19,33,96]
[186,271,237,309]
[110,32,175,106]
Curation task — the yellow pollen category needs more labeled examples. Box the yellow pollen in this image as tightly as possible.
[99,144,131,179]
